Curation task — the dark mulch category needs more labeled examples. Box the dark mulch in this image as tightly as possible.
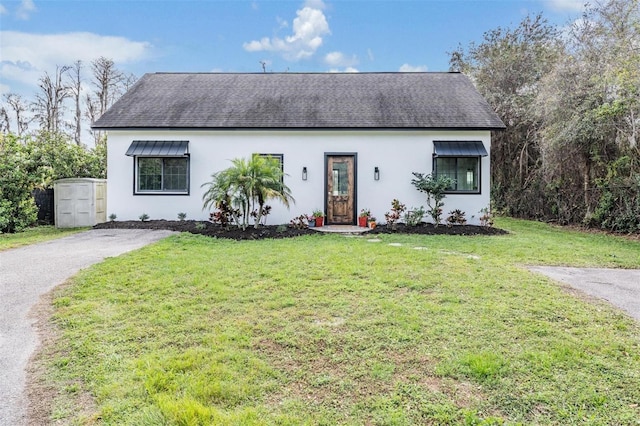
[369,223,507,236]
[94,220,507,240]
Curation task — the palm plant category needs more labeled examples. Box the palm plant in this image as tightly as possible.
[202,154,294,229]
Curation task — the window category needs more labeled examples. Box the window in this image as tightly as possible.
[126,140,190,195]
[432,141,486,193]
[136,157,189,193]
[434,157,479,192]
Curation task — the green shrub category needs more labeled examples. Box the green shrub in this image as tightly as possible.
[404,206,425,226]
[0,134,38,233]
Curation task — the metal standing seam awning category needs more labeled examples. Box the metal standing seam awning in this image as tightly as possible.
[125,140,189,156]
[433,141,488,157]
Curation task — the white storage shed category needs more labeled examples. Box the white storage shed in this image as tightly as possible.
[54,178,107,228]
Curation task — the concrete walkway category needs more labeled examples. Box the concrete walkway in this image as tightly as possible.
[529,266,640,321]
[0,229,176,426]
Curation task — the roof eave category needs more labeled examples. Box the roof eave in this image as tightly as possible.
[91,125,507,131]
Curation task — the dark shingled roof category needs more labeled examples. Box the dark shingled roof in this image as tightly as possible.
[92,72,506,130]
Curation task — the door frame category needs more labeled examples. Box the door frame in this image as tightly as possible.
[324,152,358,225]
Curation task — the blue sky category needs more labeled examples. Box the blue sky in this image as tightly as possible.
[1,0,585,99]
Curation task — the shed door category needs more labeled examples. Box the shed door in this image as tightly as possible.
[326,155,355,224]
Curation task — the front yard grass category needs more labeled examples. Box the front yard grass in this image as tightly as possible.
[0,226,86,251]
[39,218,640,425]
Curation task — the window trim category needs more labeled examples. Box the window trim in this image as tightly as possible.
[432,155,481,194]
[132,155,190,196]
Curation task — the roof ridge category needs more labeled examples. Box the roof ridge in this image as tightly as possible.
[151,71,462,75]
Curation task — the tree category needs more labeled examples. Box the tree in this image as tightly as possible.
[67,60,83,146]
[0,106,9,134]
[32,66,71,134]
[2,93,30,136]
[86,57,135,145]
[536,0,640,225]
[202,154,294,230]
[91,57,122,116]
[450,14,562,218]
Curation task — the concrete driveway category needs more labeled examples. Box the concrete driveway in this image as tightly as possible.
[0,229,176,426]
[529,266,640,321]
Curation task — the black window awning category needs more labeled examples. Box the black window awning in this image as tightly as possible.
[125,140,189,156]
[433,141,488,157]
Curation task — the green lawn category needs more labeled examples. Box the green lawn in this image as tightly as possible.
[38,218,640,425]
[0,226,86,251]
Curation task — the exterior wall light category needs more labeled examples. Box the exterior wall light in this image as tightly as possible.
[302,166,308,180]
[374,166,380,181]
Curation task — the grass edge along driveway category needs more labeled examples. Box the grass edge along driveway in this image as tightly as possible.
[0,226,86,251]
[33,218,640,425]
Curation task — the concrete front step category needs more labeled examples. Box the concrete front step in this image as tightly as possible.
[311,225,372,235]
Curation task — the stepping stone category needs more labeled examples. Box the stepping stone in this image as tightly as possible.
[388,243,402,247]
[367,239,382,243]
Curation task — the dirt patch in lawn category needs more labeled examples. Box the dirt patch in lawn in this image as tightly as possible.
[26,283,98,425]
[94,220,507,240]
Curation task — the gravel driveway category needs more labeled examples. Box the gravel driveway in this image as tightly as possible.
[529,266,640,321]
[0,229,176,426]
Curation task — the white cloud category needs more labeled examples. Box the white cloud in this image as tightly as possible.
[328,67,359,73]
[16,0,36,20]
[0,31,152,95]
[545,0,584,12]
[399,63,428,72]
[243,0,330,61]
[0,4,8,15]
[324,51,358,67]
[1,31,151,69]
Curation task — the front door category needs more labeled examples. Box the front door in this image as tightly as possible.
[326,155,355,224]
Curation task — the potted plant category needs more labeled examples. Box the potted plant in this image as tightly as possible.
[358,208,370,227]
[368,216,377,229]
[307,214,316,227]
[312,209,324,227]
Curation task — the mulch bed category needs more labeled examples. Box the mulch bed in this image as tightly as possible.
[94,220,507,240]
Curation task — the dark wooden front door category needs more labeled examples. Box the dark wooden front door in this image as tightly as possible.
[326,155,355,224]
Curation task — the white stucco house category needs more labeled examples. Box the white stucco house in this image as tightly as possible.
[92,72,505,225]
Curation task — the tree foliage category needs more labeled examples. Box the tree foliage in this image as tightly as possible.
[453,0,640,232]
[411,172,455,226]
[0,134,38,233]
[202,154,294,230]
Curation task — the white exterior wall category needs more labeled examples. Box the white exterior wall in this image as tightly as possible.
[106,130,492,225]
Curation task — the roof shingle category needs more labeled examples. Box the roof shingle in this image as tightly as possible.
[92,72,506,130]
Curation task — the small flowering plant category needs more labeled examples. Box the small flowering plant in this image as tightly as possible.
[384,199,406,230]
